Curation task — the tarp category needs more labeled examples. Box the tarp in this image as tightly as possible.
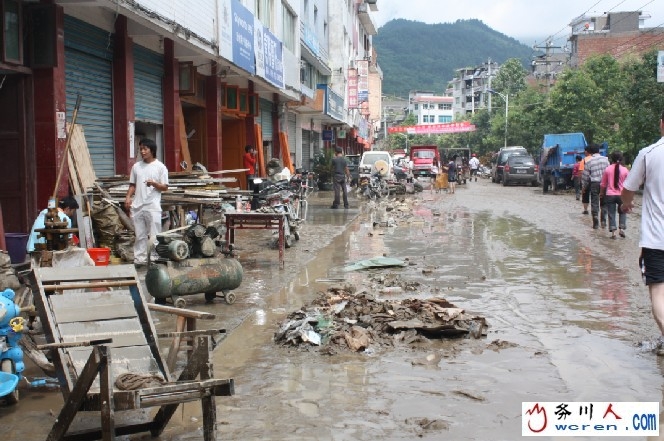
[343,256,406,272]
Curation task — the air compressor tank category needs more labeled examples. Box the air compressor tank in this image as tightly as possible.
[145,257,243,307]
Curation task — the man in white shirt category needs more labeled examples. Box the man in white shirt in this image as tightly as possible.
[125,139,169,266]
[469,154,480,182]
[622,110,664,354]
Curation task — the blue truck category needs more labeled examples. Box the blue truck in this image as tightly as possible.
[539,133,607,193]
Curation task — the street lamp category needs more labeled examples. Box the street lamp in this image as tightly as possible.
[488,89,509,148]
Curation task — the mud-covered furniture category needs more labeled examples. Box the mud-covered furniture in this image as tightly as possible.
[32,264,234,441]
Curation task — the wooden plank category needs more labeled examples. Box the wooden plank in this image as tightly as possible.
[177,105,192,171]
[38,264,138,283]
[58,318,147,348]
[50,291,136,323]
[147,303,215,320]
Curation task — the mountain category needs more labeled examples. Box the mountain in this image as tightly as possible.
[373,19,536,98]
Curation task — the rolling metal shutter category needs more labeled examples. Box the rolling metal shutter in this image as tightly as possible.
[64,16,114,177]
[260,98,273,142]
[302,129,311,172]
[133,45,163,124]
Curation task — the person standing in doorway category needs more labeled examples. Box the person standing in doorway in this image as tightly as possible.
[125,138,169,266]
[582,144,609,229]
[621,110,664,354]
[600,151,629,239]
[243,145,257,191]
[330,147,350,209]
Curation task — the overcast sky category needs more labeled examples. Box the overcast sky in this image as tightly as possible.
[373,0,664,46]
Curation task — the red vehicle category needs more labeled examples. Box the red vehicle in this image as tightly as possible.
[409,145,441,178]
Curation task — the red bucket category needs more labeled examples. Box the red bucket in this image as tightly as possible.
[87,247,111,266]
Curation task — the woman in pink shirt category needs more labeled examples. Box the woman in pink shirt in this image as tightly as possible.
[600,151,629,239]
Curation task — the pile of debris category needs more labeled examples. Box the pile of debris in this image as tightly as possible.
[274,285,487,353]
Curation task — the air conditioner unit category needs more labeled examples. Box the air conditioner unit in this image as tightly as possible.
[366,0,377,4]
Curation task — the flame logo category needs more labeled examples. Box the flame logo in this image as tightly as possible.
[526,403,548,433]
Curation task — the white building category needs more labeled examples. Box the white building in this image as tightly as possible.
[408,92,454,124]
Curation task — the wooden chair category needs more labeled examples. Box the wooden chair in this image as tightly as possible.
[32,264,234,441]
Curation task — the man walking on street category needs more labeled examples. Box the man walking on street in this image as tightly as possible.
[582,144,609,229]
[125,138,169,266]
[621,110,664,353]
[330,147,350,209]
[469,154,480,182]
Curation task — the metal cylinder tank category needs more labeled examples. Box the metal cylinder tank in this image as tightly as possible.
[145,257,243,300]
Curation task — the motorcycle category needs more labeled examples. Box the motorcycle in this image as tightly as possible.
[252,178,302,248]
[358,172,390,200]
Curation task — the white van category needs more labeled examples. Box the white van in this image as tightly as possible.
[358,151,394,181]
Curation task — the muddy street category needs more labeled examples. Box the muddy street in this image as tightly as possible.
[4,180,664,441]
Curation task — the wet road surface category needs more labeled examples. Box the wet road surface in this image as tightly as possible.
[4,179,664,440]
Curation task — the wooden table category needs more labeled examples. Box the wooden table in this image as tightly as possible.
[224,212,285,268]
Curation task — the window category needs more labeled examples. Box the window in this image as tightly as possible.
[2,0,21,64]
[281,3,295,51]
[314,6,318,25]
[438,115,452,123]
[255,0,273,29]
[438,103,452,110]
[413,103,418,110]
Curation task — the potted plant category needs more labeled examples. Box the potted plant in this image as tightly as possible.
[313,148,334,191]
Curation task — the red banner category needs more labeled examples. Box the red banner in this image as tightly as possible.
[348,68,358,109]
[388,122,476,134]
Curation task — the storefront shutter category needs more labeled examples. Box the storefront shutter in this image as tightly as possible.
[260,98,273,142]
[64,16,114,177]
[133,44,164,124]
[301,129,311,172]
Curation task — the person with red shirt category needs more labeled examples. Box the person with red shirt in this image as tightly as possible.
[243,145,257,190]
[572,155,582,200]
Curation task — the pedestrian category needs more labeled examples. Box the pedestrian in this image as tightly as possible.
[243,145,257,191]
[572,155,582,201]
[446,156,457,194]
[26,196,80,253]
[330,147,350,209]
[125,138,169,266]
[600,151,629,239]
[621,110,664,354]
[579,146,592,214]
[581,144,609,229]
[469,154,480,182]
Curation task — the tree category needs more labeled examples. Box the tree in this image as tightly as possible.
[492,58,528,97]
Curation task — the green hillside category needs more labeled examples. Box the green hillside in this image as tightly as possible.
[374,19,536,97]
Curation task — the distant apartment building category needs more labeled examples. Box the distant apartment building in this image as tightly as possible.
[569,11,664,67]
[407,91,454,124]
[449,63,498,119]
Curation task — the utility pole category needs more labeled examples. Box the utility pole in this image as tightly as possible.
[533,39,563,94]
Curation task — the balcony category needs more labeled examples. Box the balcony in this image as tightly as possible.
[358,3,377,35]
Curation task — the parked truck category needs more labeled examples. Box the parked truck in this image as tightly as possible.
[539,133,607,193]
[409,145,441,178]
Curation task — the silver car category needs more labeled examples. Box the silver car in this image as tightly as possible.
[502,154,539,187]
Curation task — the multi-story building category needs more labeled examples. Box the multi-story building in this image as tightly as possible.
[0,0,382,234]
[449,62,498,119]
[407,91,454,125]
[569,11,664,67]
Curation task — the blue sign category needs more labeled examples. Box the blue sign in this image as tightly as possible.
[232,0,255,75]
[322,130,334,141]
[262,27,284,89]
[318,85,344,122]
